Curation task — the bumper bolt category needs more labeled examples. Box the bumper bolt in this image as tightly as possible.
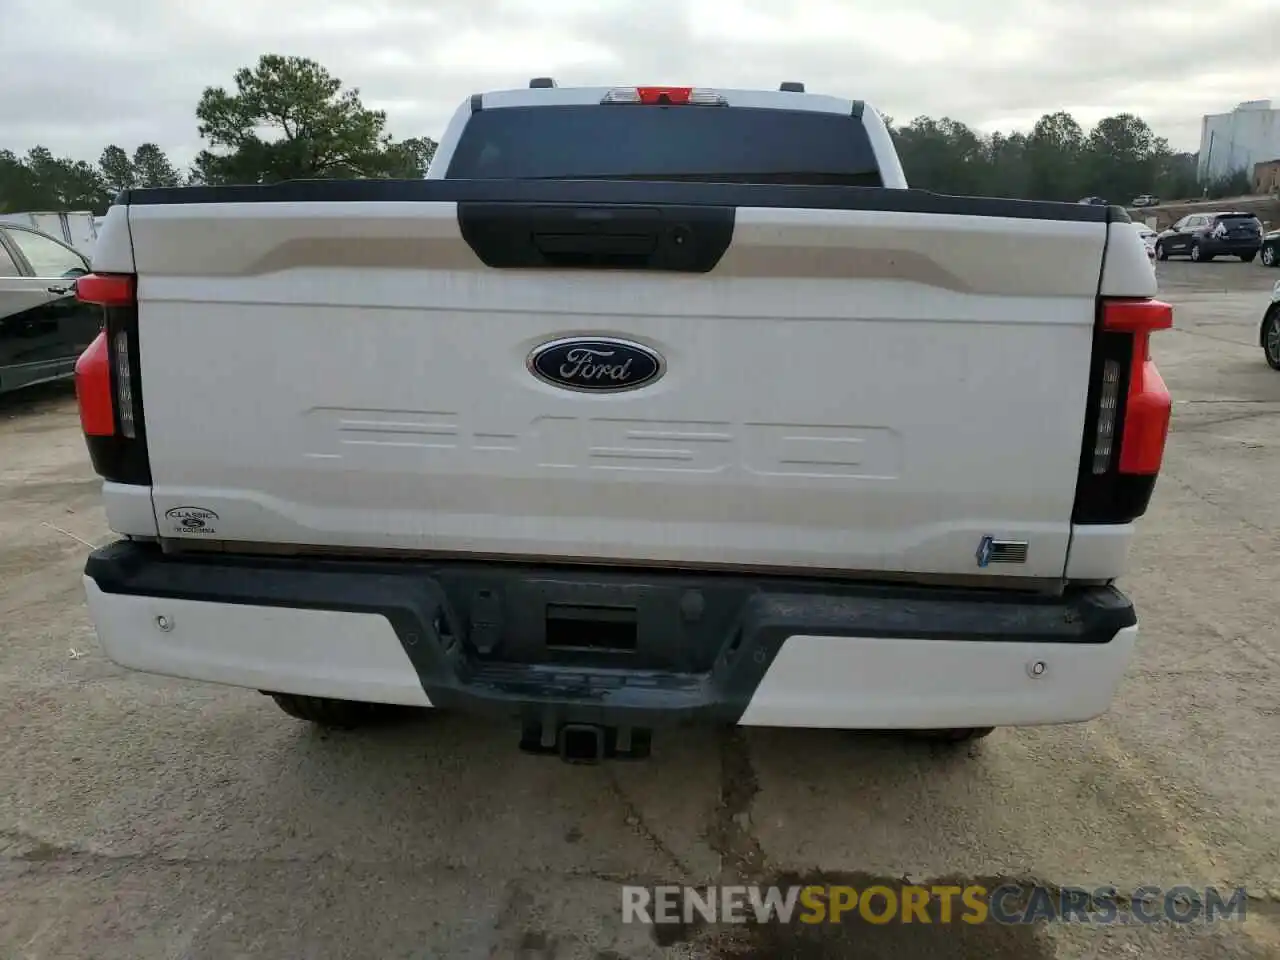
[155,615,173,632]
[1028,660,1047,678]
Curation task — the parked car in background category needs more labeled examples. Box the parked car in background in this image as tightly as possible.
[1260,227,1279,267]
[1134,223,1158,259]
[0,223,99,395]
[1261,280,1280,369]
[0,211,99,257]
[1132,195,1160,207]
[1078,196,1108,205]
[1155,212,1263,263]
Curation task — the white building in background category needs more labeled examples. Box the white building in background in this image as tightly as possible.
[1198,100,1280,183]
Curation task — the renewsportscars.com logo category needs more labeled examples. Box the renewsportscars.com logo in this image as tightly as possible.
[622,884,1251,926]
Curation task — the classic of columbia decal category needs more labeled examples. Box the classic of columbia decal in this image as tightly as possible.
[164,506,219,535]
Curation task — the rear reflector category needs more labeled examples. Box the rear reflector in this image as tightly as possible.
[75,331,114,437]
[601,87,728,106]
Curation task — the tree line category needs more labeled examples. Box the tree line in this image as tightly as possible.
[0,54,1253,216]
[0,55,438,215]
[886,111,1248,204]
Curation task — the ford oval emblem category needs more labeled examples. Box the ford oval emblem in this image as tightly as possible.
[527,337,665,393]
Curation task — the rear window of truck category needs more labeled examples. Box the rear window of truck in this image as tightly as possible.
[445,105,883,186]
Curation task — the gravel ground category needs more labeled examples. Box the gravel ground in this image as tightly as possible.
[1,260,1278,959]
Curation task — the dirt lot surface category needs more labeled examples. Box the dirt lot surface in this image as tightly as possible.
[2,262,1278,959]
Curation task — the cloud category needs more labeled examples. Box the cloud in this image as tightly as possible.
[1,0,1275,164]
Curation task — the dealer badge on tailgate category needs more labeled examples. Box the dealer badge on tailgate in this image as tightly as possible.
[164,506,220,535]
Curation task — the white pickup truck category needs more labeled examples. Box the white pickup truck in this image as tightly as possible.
[75,82,1170,762]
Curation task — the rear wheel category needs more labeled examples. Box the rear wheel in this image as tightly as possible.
[269,692,405,728]
[1190,242,1207,262]
[1264,310,1280,371]
[1155,241,1168,261]
[1240,252,1257,263]
[1262,244,1277,267]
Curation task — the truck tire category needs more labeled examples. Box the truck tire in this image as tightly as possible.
[269,692,403,728]
[1240,252,1257,263]
[1263,309,1280,371]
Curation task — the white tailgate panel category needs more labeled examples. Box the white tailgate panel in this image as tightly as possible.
[131,202,1105,578]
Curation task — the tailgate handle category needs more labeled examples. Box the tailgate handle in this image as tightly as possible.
[457,202,735,272]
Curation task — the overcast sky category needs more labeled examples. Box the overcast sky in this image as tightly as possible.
[5,0,1277,165]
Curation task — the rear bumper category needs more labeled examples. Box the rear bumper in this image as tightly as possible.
[1203,239,1261,255]
[84,541,1138,730]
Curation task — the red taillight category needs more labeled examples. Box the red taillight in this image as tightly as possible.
[75,331,115,437]
[74,270,149,486]
[75,272,135,307]
[1102,299,1173,335]
[71,259,149,483]
[1102,299,1173,475]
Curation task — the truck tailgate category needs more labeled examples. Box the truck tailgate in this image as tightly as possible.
[124,187,1109,579]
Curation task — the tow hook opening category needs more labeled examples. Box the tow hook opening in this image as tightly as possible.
[518,721,653,763]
